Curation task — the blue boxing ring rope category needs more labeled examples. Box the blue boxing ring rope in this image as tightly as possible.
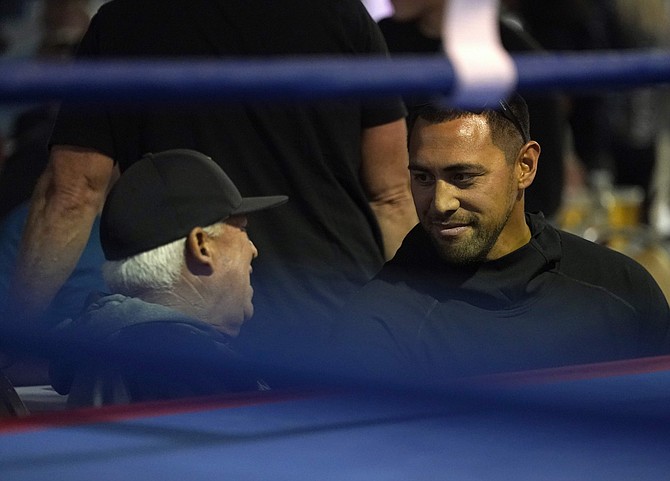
[0,50,669,105]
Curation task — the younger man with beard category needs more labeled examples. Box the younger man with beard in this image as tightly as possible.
[332,95,669,384]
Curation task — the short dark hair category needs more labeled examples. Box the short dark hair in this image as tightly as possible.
[407,93,530,162]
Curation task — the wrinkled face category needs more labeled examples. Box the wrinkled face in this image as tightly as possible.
[409,116,522,265]
[209,216,258,336]
[390,0,444,22]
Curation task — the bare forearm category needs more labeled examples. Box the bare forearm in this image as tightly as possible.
[10,176,97,318]
[361,119,418,260]
[8,146,114,320]
[370,193,418,260]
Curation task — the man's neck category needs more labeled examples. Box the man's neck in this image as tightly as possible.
[137,288,205,323]
[487,215,532,261]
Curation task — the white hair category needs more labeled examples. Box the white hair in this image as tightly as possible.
[102,223,224,297]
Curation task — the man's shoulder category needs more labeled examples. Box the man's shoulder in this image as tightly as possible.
[56,294,212,343]
[552,227,669,322]
[556,228,652,277]
[109,319,236,368]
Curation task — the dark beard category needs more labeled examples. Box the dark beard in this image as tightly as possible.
[428,210,512,266]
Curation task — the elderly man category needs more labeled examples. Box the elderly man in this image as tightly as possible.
[332,95,670,384]
[49,149,287,406]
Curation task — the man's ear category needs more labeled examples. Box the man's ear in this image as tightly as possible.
[517,141,540,189]
[185,227,214,275]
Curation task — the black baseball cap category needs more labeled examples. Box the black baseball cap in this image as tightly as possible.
[100,149,288,261]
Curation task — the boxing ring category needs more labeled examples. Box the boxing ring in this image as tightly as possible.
[2,1,670,479]
[3,356,670,480]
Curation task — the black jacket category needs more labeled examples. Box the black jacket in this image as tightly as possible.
[50,295,267,406]
[334,213,670,383]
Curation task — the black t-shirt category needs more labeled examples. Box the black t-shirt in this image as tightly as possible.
[377,18,440,53]
[50,0,407,362]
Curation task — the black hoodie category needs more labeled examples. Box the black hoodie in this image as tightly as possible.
[333,213,670,383]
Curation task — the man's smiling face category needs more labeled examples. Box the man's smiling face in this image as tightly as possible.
[409,115,522,265]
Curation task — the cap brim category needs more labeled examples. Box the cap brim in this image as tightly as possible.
[232,195,288,215]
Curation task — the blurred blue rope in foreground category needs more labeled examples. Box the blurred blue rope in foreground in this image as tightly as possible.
[0,50,668,106]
